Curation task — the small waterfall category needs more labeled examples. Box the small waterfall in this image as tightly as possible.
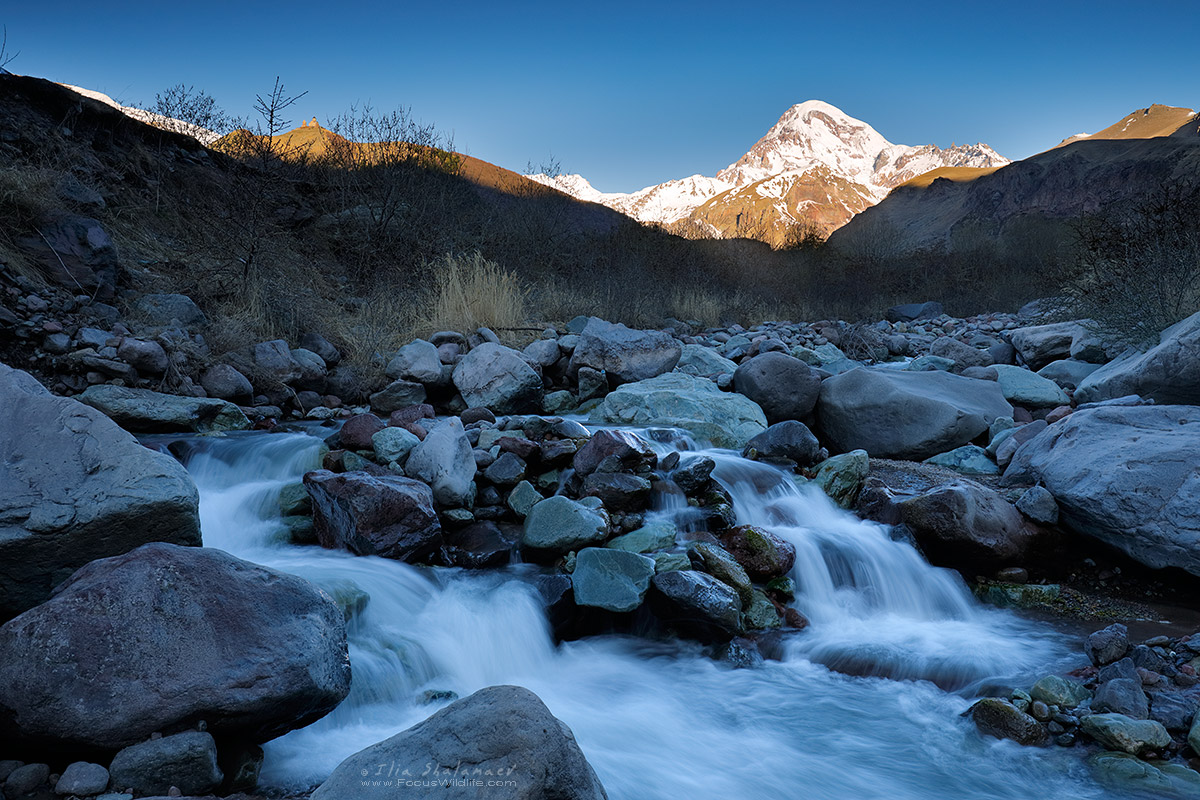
[179,428,1116,799]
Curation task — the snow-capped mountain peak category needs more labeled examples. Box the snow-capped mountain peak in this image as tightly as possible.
[531,100,1009,243]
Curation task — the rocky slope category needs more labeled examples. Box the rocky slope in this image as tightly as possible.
[530,100,1007,245]
[830,104,1200,255]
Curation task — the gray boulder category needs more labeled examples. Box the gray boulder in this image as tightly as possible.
[77,384,249,433]
[1037,359,1101,390]
[886,301,943,322]
[386,339,444,384]
[16,214,119,300]
[1015,486,1059,524]
[0,543,350,751]
[591,372,767,449]
[116,338,168,374]
[651,570,743,640]
[1080,714,1171,756]
[732,352,821,423]
[131,293,207,328]
[742,420,821,467]
[571,548,656,613]
[674,344,737,378]
[299,332,342,366]
[1002,405,1200,575]
[1008,321,1088,369]
[1094,678,1149,719]
[991,364,1070,408]
[290,348,328,391]
[522,496,608,555]
[404,417,477,507]
[568,317,681,384]
[970,698,1049,746]
[1086,624,1131,667]
[1075,310,1200,405]
[930,337,993,369]
[199,364,253,401]
[0,364,201,620]
[55,761,110,796]
[226,339,303,385]
[304,470,443,562]
[452,342,543,414]
[899,480,1039,569]
[369,379,427,415]
[311,685,607,800]
[816,367,1012,460]
[108,732,222,797]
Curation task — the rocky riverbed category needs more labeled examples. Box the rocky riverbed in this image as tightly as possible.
[3,281,1200,798]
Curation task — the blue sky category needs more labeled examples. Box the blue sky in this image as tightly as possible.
[5,1,1197,192]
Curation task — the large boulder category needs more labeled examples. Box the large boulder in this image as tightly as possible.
[568,317,681,384]
[16,213,120,300]
[311,685,607,800]
[0,364,201,620]
[1074,310,1200,405]
[591,372,768,449]
[131,293,207,328]
[732,352,821,423]
[77,384,249,433]
[1002,405,1200,575]
[990,364,1070,408]
[571,548,656,613]
[304,470,443,562]
[741,420,821,467]
[1008,321,1089,370]
[522,496,609,555]
[898,480,1039,568]
[0,543,351,752]
[572,429,656,476]
[226,340,304,385]
[674,344,737,378]
[386,339,444,384]
[452,342,544,414]
[404,417,478,507]
[816,368,1012,460]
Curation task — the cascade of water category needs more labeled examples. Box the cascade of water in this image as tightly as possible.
[182,429,1111,799]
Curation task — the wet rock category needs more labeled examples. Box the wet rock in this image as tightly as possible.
[569,317,682,384]
[651,570,743,640]
[606,522,676,553]
[1094,678,1149,719]
[506,480,543,518]
[582,472,652,511]
[442,522,517,569]
[0,543,350,751]
[689,543,753,605]
[522,496,609,555]
[970,698,1049,746]
[672,455,716,494]
[813,450,869,508]
[452,342,544,414]
[1088,751,1200,798]
[718,526,796,582]
[899,480,1039,569]
[572,548,656,613]
[573,429,656,476]
[305,470,443,561]
[1080,713,1170,755]
[109,732,222,797]
[742,420,821,467]
[732,352,821,423]
[0,364,201,620]
[592,372,768,449]
[78,384,249,432]
[311,685,607,800]
[1030,675,1091,709]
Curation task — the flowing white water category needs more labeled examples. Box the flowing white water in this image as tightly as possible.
[181,429,1116,799]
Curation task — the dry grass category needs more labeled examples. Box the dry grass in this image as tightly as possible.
[418,252,528,335]
[329,287,418,378]
[0,165,63,283]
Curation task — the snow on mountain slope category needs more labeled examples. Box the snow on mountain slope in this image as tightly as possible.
[531,100,1008,244]
[61,83,221,146]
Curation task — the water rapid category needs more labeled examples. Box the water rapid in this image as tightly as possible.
[181,429,1117,799]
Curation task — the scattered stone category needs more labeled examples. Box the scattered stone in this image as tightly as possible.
[651,570,743,640]
[1015,486,1059,524]
[55,761,110,796]
[812,450,869,507]
[1030,675,1091,709]
[6,763,50,796]
[1075,309,1200,405]
[304,470,442,561]
[452,342,544,413]
[572,548,656,612]
[718,526,796,581]
[970,698,1049,746]
[1080,713,1170,755]
[607,522,676,554]
[742,420,821,467]
[404,418,477,507]
[522,496,609,555]
[569,317,682,384]
[108,732,222,797]
[77,384,249,432]
[923,444,998,476]
[1093,678,1149,719]
[372,426,420,465]
[311,686,607,800]
[369,379,427,415]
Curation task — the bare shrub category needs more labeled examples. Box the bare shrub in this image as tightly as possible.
[420,252,528,334]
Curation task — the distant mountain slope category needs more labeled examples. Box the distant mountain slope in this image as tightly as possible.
[828,104,1200,255]
[531,100,1007,246]
[59,83,222,145]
